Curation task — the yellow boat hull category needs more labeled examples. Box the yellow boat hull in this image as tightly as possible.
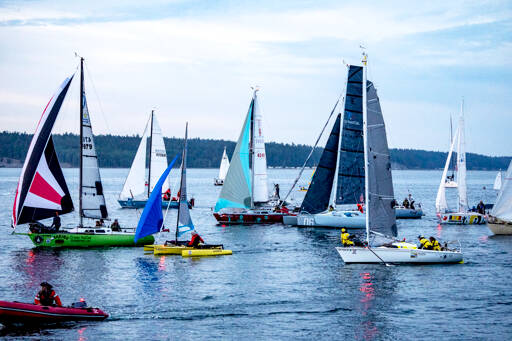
[144,245,156,251]
[181,249,233,257]
[153,245,195,255]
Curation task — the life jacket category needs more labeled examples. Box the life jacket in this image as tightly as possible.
[341,232,354,246]
[419,238,433,250]
[431,240,441,251]
[188,234,204,247]
[357,204,364,213]
[35,290,62,307]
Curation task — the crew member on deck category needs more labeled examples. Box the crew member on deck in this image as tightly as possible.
[111,219,121,231]
[50,212,61,232]
[163,188,171,201]
[188,231,204,247]
[341,228,354,247]
[429,236,441,251]
[402,198,409,209]
[477,201,485,215]
[35,282,62,307]
[418,236,433,250]
[274,184,280,199]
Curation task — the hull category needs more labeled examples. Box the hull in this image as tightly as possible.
[444,181,458,188]
[213,211,291,225]
[439,212,486,225]
[293,211,366,229]
[487,223,512,235]
[118,199,191,209]
[336,246,463,264]
[214,178,224,186]
[395,207,424,219]
[153,245,195,255]
[25,232,154,248]
[0,301,108,325]
[182,249,232,257]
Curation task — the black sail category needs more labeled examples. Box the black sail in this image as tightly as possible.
[300,114,341,214]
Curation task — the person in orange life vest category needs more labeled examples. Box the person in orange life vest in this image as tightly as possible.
[35,282,62,307]
[188,231,204,247]
[163,188,171,201]
[357,203,364,213]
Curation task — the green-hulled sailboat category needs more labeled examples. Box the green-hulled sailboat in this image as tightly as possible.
[11,57,154,248]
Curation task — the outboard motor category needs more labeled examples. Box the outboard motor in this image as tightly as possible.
[71,298,87,308]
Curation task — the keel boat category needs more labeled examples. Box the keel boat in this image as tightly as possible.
[488,161,512,234]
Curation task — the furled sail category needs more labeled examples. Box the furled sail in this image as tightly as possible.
[491,161,512,222]
[300,114,341,214]
[366,80,397,239]
[436,126,459,213]
[336,65,365,206]
[12,76,75,227]
[218,147,230,180]
[149,114,169,195]
[119,118,149,200]
[81,93,108,219]
[494,171,503,191]
[251,91,269,204]
[457,102,468,212]
[214,97,252,211]
[177,124,195,237]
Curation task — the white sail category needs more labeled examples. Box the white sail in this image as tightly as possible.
[81,94,108,219]
[149,114,169,195]
[436,126,459,213]
[457,101,467,212]
[251,90,269,204]
[119,118,149,200]
[494,171,503,190]
[218,147,230,180]
[492,161,512,221]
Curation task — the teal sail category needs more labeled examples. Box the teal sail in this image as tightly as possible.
[177,123,195,237]
[214,98,253,211]
[134,154,179,243]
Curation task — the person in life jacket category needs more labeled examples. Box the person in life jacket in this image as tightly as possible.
[188,231,204,247]
[429,236,441,251]
[35,282,62,307]
[163,188,171,201]
[418,236,433,250]
[357,204,364,213]
[341,228,354,247]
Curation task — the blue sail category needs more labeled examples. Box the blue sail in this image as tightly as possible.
[134,154,179,243]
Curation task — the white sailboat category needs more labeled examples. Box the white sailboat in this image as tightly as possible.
[493,171,503,191]
[214,147,230,186]
[118,112,192,209]
[444,116,458,188]
[436,101,485,225]
[336,52,463,264]
[488,161,512,234]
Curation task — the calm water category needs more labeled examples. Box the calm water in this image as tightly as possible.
[0,168,511,340]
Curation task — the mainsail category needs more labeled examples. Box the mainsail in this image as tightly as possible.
[494,171,503,191]
[12,76,74,227]
[251,90,269,204]
[218,147,230,180]
[366,79,397,240]
[80,71,107,220]
[149,114,169,195]
[436,126,459,213]
[457,101,468,212]
[214,96,252,211]
[491,161,512,222]
[335,65,365,206]
[300,114,341,214]
[176,123,195,237]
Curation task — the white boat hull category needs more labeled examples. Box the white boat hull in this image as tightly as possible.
[336,246,463,264]
[444,181,458,188]
[395,207,423,219]
[295,211,366,229]
[439,212,486,225]
[487,223,512,235]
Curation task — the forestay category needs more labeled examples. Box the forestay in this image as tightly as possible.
[336,65,365,206]
[12,76,75,227]
[215,98,252,211]
[436,126,459,213]
[491,161,512,221]
[81,93,108,219]
[300,114,341,214]
[366,80,397,241]
[251,91,269,204]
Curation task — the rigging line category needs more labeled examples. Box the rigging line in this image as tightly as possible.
[83,62,112,135]
[280,81,348,205]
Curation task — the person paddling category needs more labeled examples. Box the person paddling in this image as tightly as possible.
[35,282,62,307]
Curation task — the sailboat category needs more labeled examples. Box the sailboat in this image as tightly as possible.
[118,111,193,209]
[444,116,458,188]
[493,171,503,191]
[336,53,463,264]
[214,147,230,186]
[436,100,486,225]
[135,124,232,256]
[213,89,292,224]
[12,57,154,247]
[488,161,512,234]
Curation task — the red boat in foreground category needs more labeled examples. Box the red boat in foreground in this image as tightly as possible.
[0,301,108,326]
[213,207,295,225]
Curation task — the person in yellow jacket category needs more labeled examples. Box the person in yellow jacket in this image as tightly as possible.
[418,236,433,250]
[341,228,354,246]
[429,236,441,251]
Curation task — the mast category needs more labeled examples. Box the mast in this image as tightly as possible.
[147,110,154,198]
[449,115,454,179]
[250,90,256,209]
[176,122,188,242]
[79,57,84,227]
[362,51,370,245]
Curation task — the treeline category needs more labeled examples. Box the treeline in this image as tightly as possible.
[0,131,509,170]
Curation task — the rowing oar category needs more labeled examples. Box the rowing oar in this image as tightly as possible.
[367,246,393,267]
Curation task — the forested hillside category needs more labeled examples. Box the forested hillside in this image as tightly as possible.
[0,131,509,170]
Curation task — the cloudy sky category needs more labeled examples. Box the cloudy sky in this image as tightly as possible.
[1,0,511,155]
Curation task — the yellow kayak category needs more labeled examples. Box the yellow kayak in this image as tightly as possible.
[153,245,195,255]
[181,249,233,257]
